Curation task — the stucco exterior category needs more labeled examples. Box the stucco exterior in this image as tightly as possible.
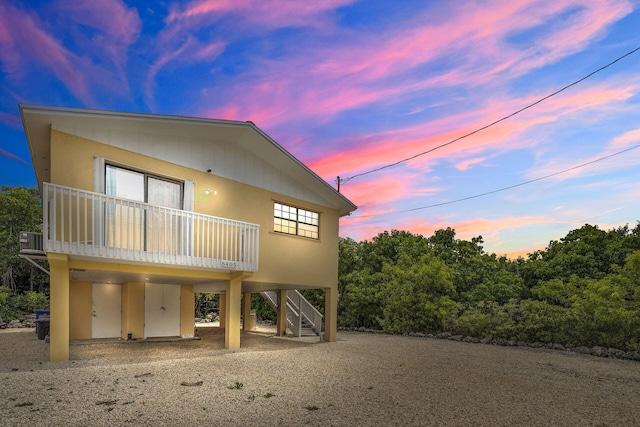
[20,105,356,362]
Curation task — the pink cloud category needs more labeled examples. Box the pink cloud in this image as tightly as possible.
[0,1,141,105]
[53,0,141,85]
[308,80,638,185]
[0,148,30,166]
[325,79,640,243]
[0,2,87,98]
[339,174,440,214]
[455,157,486,171]
[196,0,632,130]
[608,128,640,150]
[167,0,355,30]
[340,213,554,255]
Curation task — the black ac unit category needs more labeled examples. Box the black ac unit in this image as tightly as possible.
[20,231,44,254]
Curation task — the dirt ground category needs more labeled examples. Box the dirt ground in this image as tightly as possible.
[2,327,640,426]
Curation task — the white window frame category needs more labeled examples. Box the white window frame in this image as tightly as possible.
[93,156,195,252]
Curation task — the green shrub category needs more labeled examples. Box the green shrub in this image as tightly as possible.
[0,286,49,321]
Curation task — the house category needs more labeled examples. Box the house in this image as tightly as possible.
[19,105,357,362]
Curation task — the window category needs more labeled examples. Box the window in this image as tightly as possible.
[274,202,319,239]
[104,164,185,252]
[105,164,182,209]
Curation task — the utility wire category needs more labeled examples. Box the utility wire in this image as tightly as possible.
[341,46,640,184]
[344,142,640,219]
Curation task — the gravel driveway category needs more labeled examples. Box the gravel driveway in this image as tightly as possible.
[2,326,640,426]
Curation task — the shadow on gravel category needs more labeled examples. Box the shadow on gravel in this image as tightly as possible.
[0,327,315,372]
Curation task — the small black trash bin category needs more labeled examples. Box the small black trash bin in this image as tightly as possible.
[34,309,50,335]
[36,316,50,340]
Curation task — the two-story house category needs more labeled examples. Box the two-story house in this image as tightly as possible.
[20,105,356,362]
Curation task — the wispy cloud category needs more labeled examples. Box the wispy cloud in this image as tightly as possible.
[0,1,140,105]
[0,2,89,100]
[0,111,21,128]
[144,37,226,110]
[195,0,632,128]
[53,0,141,89]
[0,148,30,166]
[166,0,355,30]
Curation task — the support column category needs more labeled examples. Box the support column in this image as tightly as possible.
[324,286,338,342]
[219,293,226,328]
[276,289,287,337]
[224,274,242,349]
[180,285,195,338]
[48,253,70,362]
[242,292,254,331]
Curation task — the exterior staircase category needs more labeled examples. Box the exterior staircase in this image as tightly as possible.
[260,290,323,337]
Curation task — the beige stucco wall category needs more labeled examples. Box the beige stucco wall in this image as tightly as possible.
[69,281,92,340]
[180,285,194,337]
[122,282,145,340]
[50,129,340,290]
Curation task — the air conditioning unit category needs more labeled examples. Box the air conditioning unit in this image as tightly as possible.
[20,232,44,254]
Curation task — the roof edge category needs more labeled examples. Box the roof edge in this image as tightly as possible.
[19,104,357,215]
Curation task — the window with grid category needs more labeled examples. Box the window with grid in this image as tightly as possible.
[274,202,319,239]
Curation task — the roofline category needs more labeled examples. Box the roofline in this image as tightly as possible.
[19,104,357,215]
[20,103,252,129]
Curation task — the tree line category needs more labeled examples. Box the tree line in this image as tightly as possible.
[337,225,640,351]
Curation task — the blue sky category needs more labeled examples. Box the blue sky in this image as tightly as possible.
[1,0,640,257]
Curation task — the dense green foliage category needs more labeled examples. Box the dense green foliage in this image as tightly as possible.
[194,292,279,322]
[338,224,640,351]
[0,285,49,321]
[0,186,49,321]
[0,186,48,293]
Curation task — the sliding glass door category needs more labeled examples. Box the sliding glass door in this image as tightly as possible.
[146,176,182,254]
[105,165,182,254]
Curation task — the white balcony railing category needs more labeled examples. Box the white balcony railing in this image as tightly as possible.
[43,182,259,271]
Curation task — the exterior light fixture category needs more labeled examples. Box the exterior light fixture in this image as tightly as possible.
[205,188,217,195]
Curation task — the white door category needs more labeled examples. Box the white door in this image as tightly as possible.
[144,283,180,338]
[92,283,121,338]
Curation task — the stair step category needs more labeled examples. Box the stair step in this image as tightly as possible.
[260,290,323,338]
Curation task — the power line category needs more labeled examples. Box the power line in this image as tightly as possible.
[341,46,640,184]
[344,142,640,219]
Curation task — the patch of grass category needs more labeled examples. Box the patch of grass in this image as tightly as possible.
[15,402,33,407]
[305,405,320,411]
[247,394,255,402]
[263,392,275,398]
[228,381,244,390]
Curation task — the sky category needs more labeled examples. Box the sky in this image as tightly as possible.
[1,0,640,258]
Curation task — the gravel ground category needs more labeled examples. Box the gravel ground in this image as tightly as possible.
[2,326,640,426]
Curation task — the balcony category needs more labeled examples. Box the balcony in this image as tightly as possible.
[42,182,259,272]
